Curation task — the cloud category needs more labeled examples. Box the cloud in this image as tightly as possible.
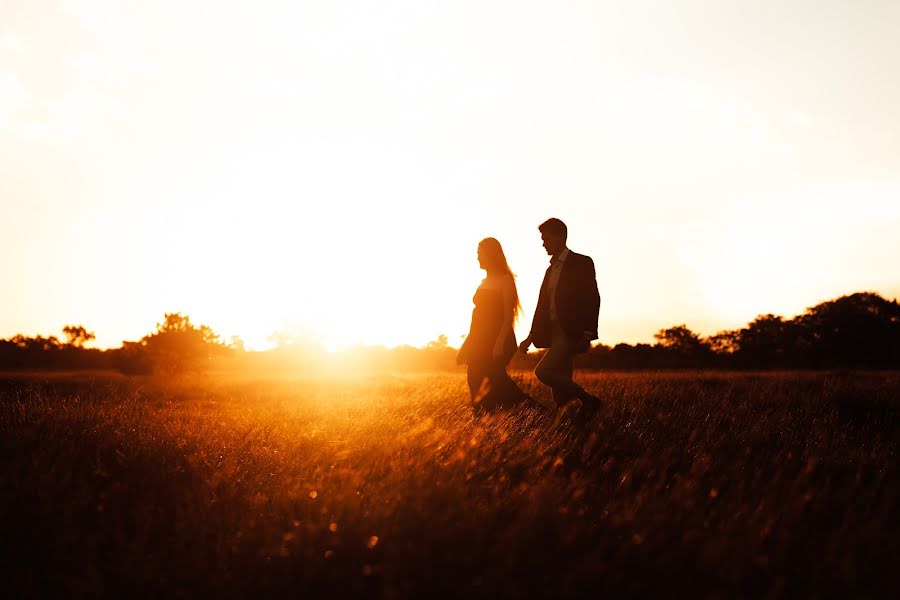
[599,73,782,162]
[1,32,28,55]
[58,0,136,42]
[0,71,27,128]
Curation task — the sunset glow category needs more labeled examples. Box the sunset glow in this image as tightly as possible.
[2,1,899,349]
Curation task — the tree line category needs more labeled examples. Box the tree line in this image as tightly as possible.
[0,314,228,374]
[571,292,900,370]
[1,292,898,374]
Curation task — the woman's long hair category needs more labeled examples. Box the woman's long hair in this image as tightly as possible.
[478,237,522,323]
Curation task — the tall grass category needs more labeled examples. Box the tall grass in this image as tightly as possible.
[1,371,897,598]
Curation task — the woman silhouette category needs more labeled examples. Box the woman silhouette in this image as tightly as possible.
[457,237,529,413]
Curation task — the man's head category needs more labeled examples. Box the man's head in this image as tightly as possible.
[538,218,567,256]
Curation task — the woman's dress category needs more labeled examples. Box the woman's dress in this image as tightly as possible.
[458,282,527,412]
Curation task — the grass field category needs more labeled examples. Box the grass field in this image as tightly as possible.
[1,370,897,598]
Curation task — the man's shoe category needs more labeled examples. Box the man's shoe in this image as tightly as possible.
[579,393,602,422]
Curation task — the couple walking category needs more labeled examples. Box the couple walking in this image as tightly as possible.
[457,218,602,421]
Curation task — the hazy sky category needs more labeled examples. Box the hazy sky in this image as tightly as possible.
[2,0,900,350]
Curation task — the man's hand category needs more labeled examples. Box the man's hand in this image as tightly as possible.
[518,337,532,354]
[576,331,594,353]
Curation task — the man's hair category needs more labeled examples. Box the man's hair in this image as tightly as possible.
[538,218,567,239]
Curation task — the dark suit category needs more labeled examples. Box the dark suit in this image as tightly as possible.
[530,251,600,349]
[528,249,601,408]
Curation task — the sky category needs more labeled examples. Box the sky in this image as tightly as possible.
[2,0,900,350]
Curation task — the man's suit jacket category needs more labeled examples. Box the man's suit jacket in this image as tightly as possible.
[529,251,600,350]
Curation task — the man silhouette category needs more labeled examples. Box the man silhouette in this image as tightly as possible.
[519,218,602,420]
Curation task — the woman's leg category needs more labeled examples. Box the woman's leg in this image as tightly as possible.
[467,362,496,412]
[487,358,529,409]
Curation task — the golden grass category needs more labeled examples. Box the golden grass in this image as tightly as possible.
[1,370,898,598]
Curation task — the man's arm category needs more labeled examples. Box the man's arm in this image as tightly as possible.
[588,256,601,335]
[580,256,600,343]
[493,281,516,358]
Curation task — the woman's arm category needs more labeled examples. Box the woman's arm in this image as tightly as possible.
[492,277,516,358]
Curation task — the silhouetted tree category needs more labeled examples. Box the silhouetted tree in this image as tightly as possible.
[115,340,153,375]
[62,325,96,348]
[10,334,62,352]
[0,328,111,371]
[732,314,803,368]
[0,335,61,370]
[127,313,228,375]
[794,292,900,368]
[654,325,706,353]
[707,330,740,355]
[652,325,713,367]
[608,342,661,369]
[4,291,900,374]
[427,334,449,349]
